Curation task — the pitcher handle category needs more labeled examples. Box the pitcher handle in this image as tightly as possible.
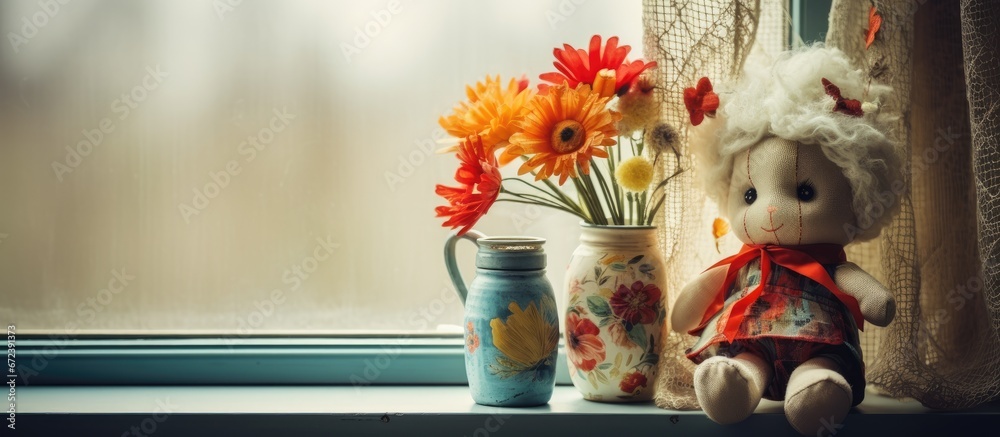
[444,229,487,305]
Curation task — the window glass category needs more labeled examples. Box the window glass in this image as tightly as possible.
[0,0,643,334]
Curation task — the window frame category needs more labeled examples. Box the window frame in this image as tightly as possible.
[16,335,571,386]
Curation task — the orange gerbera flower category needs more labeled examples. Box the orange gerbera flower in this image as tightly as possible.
[501,85,621,185]
[438,75,534,153]
[435,135,502,235]
[539,35,657,97]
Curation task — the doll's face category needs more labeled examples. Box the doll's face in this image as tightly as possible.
[726,137,857,246]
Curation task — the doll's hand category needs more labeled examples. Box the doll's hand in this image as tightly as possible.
[835,262,896,327]
[671,265,728,333]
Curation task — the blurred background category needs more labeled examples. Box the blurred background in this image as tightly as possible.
[0,0,644,334]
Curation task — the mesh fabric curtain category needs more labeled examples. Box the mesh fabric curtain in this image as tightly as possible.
[645,0,1000,410]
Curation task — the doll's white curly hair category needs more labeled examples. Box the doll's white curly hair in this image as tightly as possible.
[691,45,903,242]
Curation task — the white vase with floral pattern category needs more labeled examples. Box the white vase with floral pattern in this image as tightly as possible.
[564,224,667,402]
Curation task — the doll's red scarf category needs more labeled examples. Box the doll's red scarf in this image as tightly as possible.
[693,244,864,341]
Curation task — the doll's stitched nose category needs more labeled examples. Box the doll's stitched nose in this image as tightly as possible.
[767,205,777,214]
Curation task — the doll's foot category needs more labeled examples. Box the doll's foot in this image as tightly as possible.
[694,353,771,424]
[784,357,852,436]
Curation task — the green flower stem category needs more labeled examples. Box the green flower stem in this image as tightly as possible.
[539,177,585,216]
[634,192,640,226]
[518,156,586,217]
[589,158,620,225]
[638,190,647,226]
[649,170,677,195]
[578,163,607,226]
[572,167,606,226]
[502,177,585,216]
[626,192,634,226]
[607,154,624,224]
[636,191,643,225]
[568,176,594,223]
[611,151,625,223]
[645,192,667,226]
[501,189,569,211]
[495,198,590,222]
[570,175,601,225]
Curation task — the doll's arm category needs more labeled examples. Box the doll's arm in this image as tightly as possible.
[670,265,728,333]
[834,262,896,327]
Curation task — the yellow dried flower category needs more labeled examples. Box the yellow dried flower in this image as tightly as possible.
[615,156,654,192]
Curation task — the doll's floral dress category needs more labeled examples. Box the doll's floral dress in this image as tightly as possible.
[686,259,865,405]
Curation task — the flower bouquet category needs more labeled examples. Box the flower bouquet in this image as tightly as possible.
[434,35,683,235]
[436,35,684,402]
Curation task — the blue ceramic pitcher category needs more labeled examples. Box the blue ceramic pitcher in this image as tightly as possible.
[444,229,558,407]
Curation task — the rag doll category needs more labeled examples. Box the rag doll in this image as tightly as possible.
[672,46,901,435]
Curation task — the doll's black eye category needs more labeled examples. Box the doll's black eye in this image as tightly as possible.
[744,188,757,205]
[797,183,815,202]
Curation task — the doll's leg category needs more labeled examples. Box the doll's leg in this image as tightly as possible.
[694,352,772,424]
[783,357,852,436]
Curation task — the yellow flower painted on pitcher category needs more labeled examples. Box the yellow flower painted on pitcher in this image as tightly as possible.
[489,301,559,379]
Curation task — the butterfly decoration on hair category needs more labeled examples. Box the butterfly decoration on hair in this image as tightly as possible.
[822,78,863,117]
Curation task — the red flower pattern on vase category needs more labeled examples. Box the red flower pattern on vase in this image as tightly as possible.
[564,243,666,401]
[539,35,657,96]
[434,135,503,235]
[610,281,662,325]
[566,312,606,372]
[465,321,480,354]
[619,370,648,394]
[683,77,719,126]
[567,278,584,296]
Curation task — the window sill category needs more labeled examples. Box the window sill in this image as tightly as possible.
[17,385,1000,436]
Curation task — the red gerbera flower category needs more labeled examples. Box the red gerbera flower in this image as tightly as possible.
[565,312,606,372]
[435,135,502,235]
[683,77,719,126]
[610,281,662,325]
[539,35,657,97]
[619,371,648,394]
[822,78,863,117]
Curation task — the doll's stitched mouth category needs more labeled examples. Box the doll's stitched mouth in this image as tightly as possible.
[760,224,784,233]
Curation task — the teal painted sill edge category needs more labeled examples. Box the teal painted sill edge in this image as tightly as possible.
[14,336,572,386]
